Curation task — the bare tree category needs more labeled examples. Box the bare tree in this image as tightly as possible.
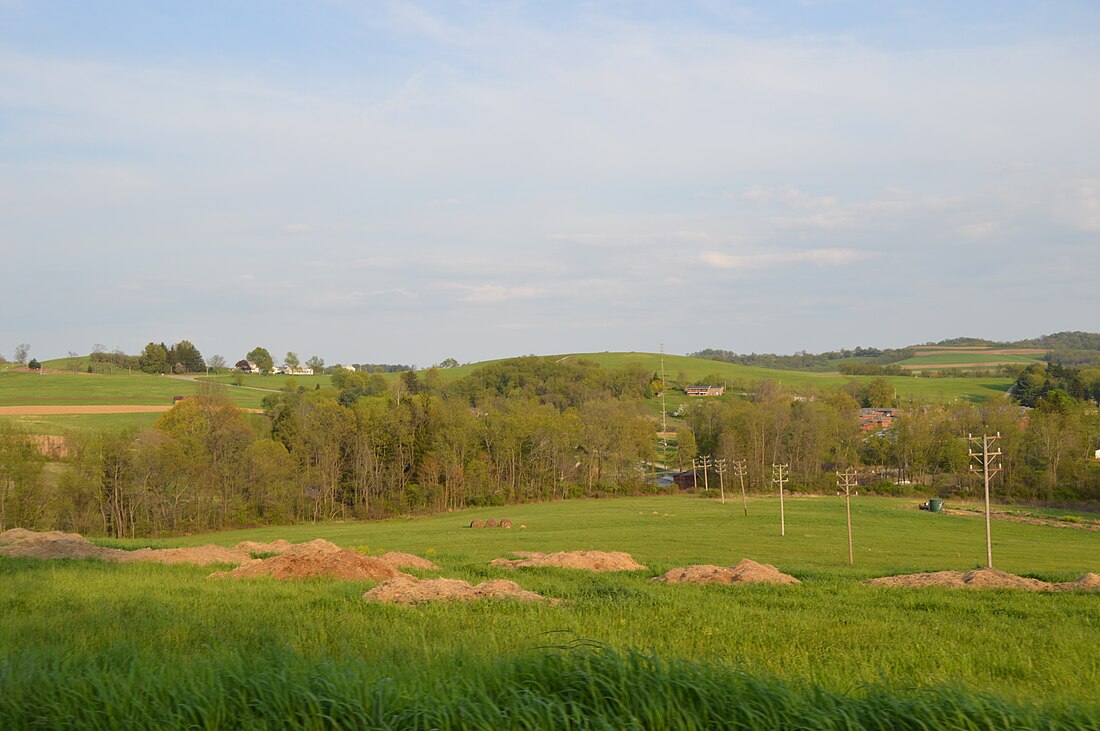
[13,344,29,365]
[206,354,227,374]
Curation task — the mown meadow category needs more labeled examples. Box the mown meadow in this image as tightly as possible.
[3,495,1098,728]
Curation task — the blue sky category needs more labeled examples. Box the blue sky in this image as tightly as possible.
[2,1,1098,366]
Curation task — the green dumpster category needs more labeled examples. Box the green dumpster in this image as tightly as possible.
[929,498,943,513]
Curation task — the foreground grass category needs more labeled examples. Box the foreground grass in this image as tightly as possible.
[3,496,1098,726]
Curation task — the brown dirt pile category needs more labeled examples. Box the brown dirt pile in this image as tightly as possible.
[213,539,407,581]
[868,568,1100,592]
[234,539,296,555]
[363,576,548,604]
[654,559,801,585]
[0,528,250,566]
[490,550,647,572]
[372,552,440,571]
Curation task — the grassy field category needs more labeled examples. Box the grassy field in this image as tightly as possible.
[0,370,266,408]
[3,495,1098,727]
[899,352,1043,367]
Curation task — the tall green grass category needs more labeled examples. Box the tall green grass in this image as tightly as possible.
[2,645,1096,730]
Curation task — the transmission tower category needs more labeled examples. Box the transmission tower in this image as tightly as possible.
[968,432,1003,568]
[772,463,789,536]
[836,468,858,565]
[714,458,726,504]
[732,459,749,517]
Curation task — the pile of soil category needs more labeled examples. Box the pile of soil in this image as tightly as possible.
[868,567,1100,592]
[363,576,548,605]
[490,550,647,572]
[212,539,407,581]
[0,528,250,566]
[234,539,295,555]
[654,559,801,585]
[372,552,440,571]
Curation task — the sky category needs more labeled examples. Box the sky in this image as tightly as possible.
[2,1,1098,367]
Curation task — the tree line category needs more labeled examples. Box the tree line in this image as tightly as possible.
[2,357,1098,538]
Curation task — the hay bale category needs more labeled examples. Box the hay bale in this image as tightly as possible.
[470,519,485,529]
[485,518,499,528]
[499,518,513,528]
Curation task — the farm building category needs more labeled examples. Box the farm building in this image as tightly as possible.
[271,366,315,375]
[685,385,725,397]
[859,408,897,432]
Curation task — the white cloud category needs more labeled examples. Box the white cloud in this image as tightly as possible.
[699,248,867,270]
[460,284,545,303]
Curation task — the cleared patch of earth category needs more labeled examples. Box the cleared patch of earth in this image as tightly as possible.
[490,550,647,572]
[942,508,1100,531]
[653,559,800,585]
[867,567,1100,591]
[364,576,550,604]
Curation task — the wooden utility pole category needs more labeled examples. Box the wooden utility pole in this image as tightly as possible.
[968,432,1003,568]
[837,468,858,565]
[772,463,789,536]
[732,459,749,517]
[691,457,699,490]
[699,455,712,492]
[714,458,727,504]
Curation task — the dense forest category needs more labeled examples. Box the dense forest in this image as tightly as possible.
[2,354,1099,538]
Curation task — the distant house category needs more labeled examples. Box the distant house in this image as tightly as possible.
[685,385,725,397]
[859,408,897,432]
[271,366,315,376]
[236,360,261,374]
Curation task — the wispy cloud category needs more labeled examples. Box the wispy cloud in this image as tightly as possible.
[699,248,868,270]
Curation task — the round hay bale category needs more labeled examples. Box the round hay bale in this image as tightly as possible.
[499,518,513,528]
[470,519,485,529]
[485,518,499,528]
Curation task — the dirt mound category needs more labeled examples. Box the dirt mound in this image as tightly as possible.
[363,576,548,604]
[870,568,1100,592]
[867,571,967,589]
[373,552,440,571]
[961,567,1051,590]
[213,540,406,581]
[654,559,801,585]
[0,528,249,566]
[1,528,87,545]
[0,529,109,560]
[234,539,295,555]
[1055,573,1100,591]
[490,550,647,572]
[125,545,251,566]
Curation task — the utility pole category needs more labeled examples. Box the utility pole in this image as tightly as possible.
[699,455,712,492]
[837,468,858,565]
[772,463,789,536]
[968,432,1003,568]
[714,458,727,504]
[691,457,699,491]
[732,459,749,517]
